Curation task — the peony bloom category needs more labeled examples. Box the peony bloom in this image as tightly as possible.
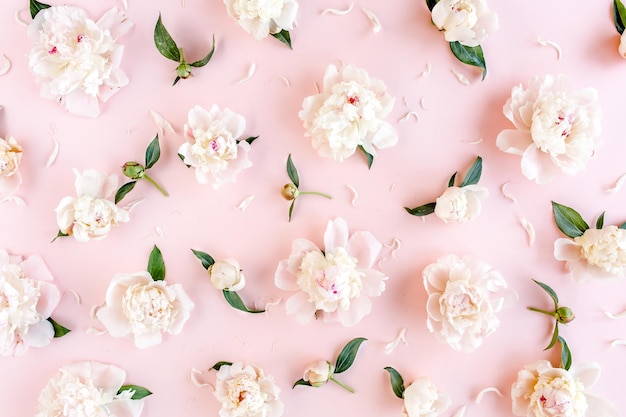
[36,361,145,417]
[431,0,498,47]
[422,254,518,352]
[27,6,133,117]
[554,226,626,282]
[496,74,601,184]
[511,360,618,417]
[402,377,451,417]
[303,360,333,387]
[434,185,488,223]
[214,362,283,417]
[96,271,194,349]
[179,105,253,189]
[274,217,387,327]
[0,250,60,356]
[299,64,398,162]
[55,169,129,242]
[224,0,298,40]
[0,136,23,201]
[208,258,246,291]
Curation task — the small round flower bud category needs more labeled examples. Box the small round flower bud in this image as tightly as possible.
[281,183,299,200]
[122,162,145,179]
[556,306,575,324]
[177,63,192,79]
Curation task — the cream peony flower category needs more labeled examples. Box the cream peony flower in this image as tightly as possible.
[36,361,145,417]
[434,185,488,223]
[554,226,626,282]
[208,258,246,291]
[511,360,618,417]
[0,136,23,201]
[431,0,498,47]
[402,377,451,417]
[224,0,298,40]
[274,217,387,327]
[96,271,194,349]
[27,6,133,117]
[496,74,601,184]
[303,360,333,387]
[55,169,129,242]
[179,105,253,189]
[214,362,283,417]
[422,254,517,352]
[299,64,398,162]
[0,250,60,356]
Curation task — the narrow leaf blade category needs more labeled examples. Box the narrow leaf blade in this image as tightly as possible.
[114,181,137,204]
[47,317,71,337]
[620,222,626,230]
[449,42,487,80]
[405,202,436,217]
[147,245,166,281]
[223,290,264,314]
[243,136,259,145]
[210,361,233,371]
[271,30,292,49]
[190,35,216,67]
[51,230,69,243]
[293,379,312,388]
[334,337,367,374]
[558,336,573,370]
[144,135,161,169]
[595,212,605,229]
[614,0,626,34]
[286,154,300,188]
[544,324,559,351]
[154,14,181,62]
[532,279,559,306]
[383,367,405,399]
[288,200,295,222]
[117,385,152,400]
[30,0,50,19]
[551,201,589,238]
[448,172,457,187]
[426,0,440,12]
[191,249,215,270]
[460,156,483,187]
[358,145,374,169]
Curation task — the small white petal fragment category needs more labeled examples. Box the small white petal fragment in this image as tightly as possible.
[398,111,419,122]
[121,0,128,11]
[45,137,60,168]
[384,327,408,354]
[155,226,164,238]
[150,109,176,136]
[86,327,108,335]
[263,298,283,317]
[452,405,467,417]
[190,368,212,388]
[345,184,358,207]
[234,195,255,210]
[389,183,396,192]
[90,302,105,320]
[605,310,626,319]
[610,339,626,347]
[604,173,626,193]
[322,3,354,15]
[269,75,291,87]
[0,54,11,76]
[422,63,432,76]
[461,137,483,145]
[64,289,81,305]
[537,36,562,60]
[2,195,26,205]
[123,198,145,213]
[234,63,256,84]
[402,96,409,106]
[475,387,503,403]
[419,96,429,110]
[361,8,381,33]
[501,181,518,203]
[519,217,536,247]
[451,69,470,85]
[14,9,29,27]
[314,82,320,94]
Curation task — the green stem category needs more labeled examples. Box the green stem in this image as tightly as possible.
[329,376,354,393]
[527,307,557,318]
[144,174,169,197]
[178,47,186,64]
[299,190,333,199]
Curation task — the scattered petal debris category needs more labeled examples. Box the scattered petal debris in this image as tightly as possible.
[605,310,626,319]
[64,289,81,305]
[2,195,25,206]
[604,173,626,193]
[519,217,535,246]
[610,339,626,347]
[461,137,483,145]
[263,298,282,317]
[384,327,408,354]
[346,184,358,207]
[398,111,419,122]
[452,405,466,417]
[475,387,503,403]
[123,198,145,213]
[45,138,60,168]
[14,9,29,27]
[322,3,354,15]
[361,7,381,33]
[155,226,164,238]
[537,36,562,60]
[90,302,105,320]
[402,96,409,106]
[422,63,432,76]
[451,69,470,85]
[234,195,255,210]
[0,54,11,76]
[269,75,291,87]
[150,109,176,137]
[500,181,517,203]
[86,327,107,335]
[419,96,429,110]
[190,368,213,388]
[235,63,256,84]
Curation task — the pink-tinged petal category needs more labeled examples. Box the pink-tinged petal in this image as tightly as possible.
[364,121,398,153]
[86,361,127,394]
[496,129,531,156]
[335,295,371,327]
[359,269,386,296]
[0,173,21,198]
[96,8,133,40]
[347,230,382,268]
[584,394,619,417]
[322,64,341,91]
[36,281,61,318]
[341,65,371,88]
[571,362,600,387]
[63,90,100,118]
[75,169,118,198]
[187,106,211,132]
[20,255,54,282]
[167,285,194,335]
[285,292,316,324]
[286,239,319,275]
[20,319,54,348]
[324,218,349,253]
[426,294,443,322]
[554,238,581,262]
[423,256,458,292]
[134,330,163,349]
[273,0,298,30]
[96,306,131,337]
[520,145,561,184]
[299,94,328,123]
[106,399,145,417]
[221,108,246,140]
[274,260,299,291]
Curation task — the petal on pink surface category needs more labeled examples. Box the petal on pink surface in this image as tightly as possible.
[96,306,131,337]
[274,0,298,30]
[520,145,561,184]
[322,64,340,91]
[285,292,316,324]
[221,108,246,140]
[106,399,145,417]
[571,362,600,387]
[21,319,54,348]
[359,269,386,296]
[36,281,61,318]
[20,255,54,282]
[365,121,398,153]
[324,218,349,253]
[584,394,619,417]
[85,361,127,394]
[495,129,530,156]
[74,169,118,199]
[335,295,371,327]
[348,230,381,268]
[63,90,100,118]
[97,7,133,40]
[553,238,580,262]
[286,239,319,275]
[167,285,194,335]
[274,260,299,291]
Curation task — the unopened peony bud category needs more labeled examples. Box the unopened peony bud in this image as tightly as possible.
[556,306,575,324]
[281,183,299,200]
[176,63,192,79]
[303,360,334,387]
[122,162,145,179]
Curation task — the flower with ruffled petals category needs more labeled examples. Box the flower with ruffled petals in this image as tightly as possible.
[434,185,488,223]
[274,217,387,326]
[0,136,23,201]
[224,0,298,40]
[431,0,498,47]
[208,258,246,291]
[402,377,451,417]
[496,74,601,184]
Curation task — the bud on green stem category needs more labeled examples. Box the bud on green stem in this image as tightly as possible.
[281,183,299,200]
[556,306,575,324]
[122,162,145,179]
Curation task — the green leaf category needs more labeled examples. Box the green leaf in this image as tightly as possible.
[30,0,50,19]
[154,14,181,62]
[51,230,69,243]
[117,385,152,400]
[383,367,405,399]
[47,317,70,337]
[293,379,312,388]
[620,222,626,230]
[544,324,559,351]
[449,42,487,80]
[190,35,216,67]
[405,202,436,217]
[191,249,215,270]
[460,156,483,187]
[271,30,292,49]
[223,290,264,314]
[172,75,181,86]
[286,154,300,188]
[210,361,233,371]
[115,181,137,204]
[358,145,374,169]
[426,0,440,11]
[144,135,161,169]
[147,245,166,281]
[551,201,589,238]
[334,337,367,374]
[532,279,559,308]
[288,200,295,222]
[558,336,572,370]
[595,212,605,229]
[447,172,457,187]
[178,153,191,168]
[614,0,626,34]
[243,136,259,145]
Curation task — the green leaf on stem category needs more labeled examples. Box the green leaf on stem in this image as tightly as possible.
[147,245,166,281]
[191,249,215,270]
[531,279,559,307]
[405,202,436,217]
[243,136,259,145]
[144,135,161,169]
[614,0,626,34]
[117,385,152,399]
[551,202,589,238]
[358,145,374,169]
[334,337,367,374]
[293,379,312,388]
[288,200,295,222]
[545,324,559,351]
[460,156,482,187]
[190,35,216,67]
[47,317,70,337]
[223,290,264,314]
[449,42,487,80]
[383,367,405,399]
[172,75,182,86]
[286,154,300,188]
[425,0,440,12]
[595,212,605,229]
[271,30,292,49]
[447,172,457,187]
[210,361,233,371]
[115,181,137,204]
[30,0,50,19]
[51,230,69,243]
[154,13,181,62]
[559,336,572,370]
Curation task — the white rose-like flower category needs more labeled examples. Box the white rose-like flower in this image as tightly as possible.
[299,64,398,162]
[224,0,298,40]
[511,360,618,417]
[36,361,145,417]
[27,6,133,118]
[303,360,333,387]
[55,169,129,242]
[96,271,194,349]
[402,377,451,417]
[423,254,518,352]
[179,105,253,189]
[434,185,488,223]
[431,0,498,47]
[496,74,601,184]
[0,250,60,356]
[554,226,626,282]
[274,217,387,327]
[208,258,246,291]
[214,362,283,417]
[0,136,23,201]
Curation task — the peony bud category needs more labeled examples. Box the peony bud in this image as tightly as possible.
[556,306,575,324]
[176,63,192,79]
[303,360,334,387]
[122,162,145,179]
[281,183,299,200]
[208,258,245,291]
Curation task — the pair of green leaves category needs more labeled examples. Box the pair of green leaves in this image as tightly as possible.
[283,154,332,222]
[405,155,482,217]
[30,0,49,18]
[154,14,216,86]
[614,0,626,34]
[117,385,152,400]
[191,249,264,314]
[552,201,626,239]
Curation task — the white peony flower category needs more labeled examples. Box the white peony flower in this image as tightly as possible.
[36,361,145,417]
[96,271,194,349]
[496,74,602,184]
[402,377,451,417]
[214,362,283,417]
[0,136,23,201]
[179,105,253,189]
[422,254,518,352]
[55,169,129,242]
[299,64,398,162]
[224,0,298,40]
[208,258,246,291]
[303,360,333,387]
[274,217,388,327]
[431,0,498,47]
[434,185,488,223]
[27,5,133,117]
[0,250,60,356]
[554,226,626,282]
[511,360,618,417]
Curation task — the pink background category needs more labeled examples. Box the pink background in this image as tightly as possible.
[1,0,625,416]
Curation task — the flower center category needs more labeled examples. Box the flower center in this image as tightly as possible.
[226,374,265,414]
[448,0,478,25]
[122,283,173,333]
[48,372,111,417]
[576,227,626,275]
[531,92,581,155]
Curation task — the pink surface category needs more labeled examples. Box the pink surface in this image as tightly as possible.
[1,0,625,416]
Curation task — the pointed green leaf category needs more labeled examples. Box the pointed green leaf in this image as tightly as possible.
[384,367,405,399]
[147,245,166,281]
[210,361,233,371]
[551,202,589,238]
[51,230,69,243]
[544,324,559,351]
[271,30,292,49]
[620,222,626,230]
[47,317,70,337]
[531,279,559,307]
[614,0,626,34]
[172,75,181,86]
[190,35,216,67]
[115,181,137,204]
[358,145,374,169]
[334,337,367,374]
[286,154,300,188]
[178,153,191,168]
[293,379,312,388]
[30,0,50,19]
[223,290,264,314]
[144,135,161,169]
[426,0,440,11]
[191,249,215,270]
[117,385,152,399]
[447,172,457,187]
[243,136,259,145]
[559,336,572,370]
[460,156,483,187]
[405,202,436,217]
[154,14,181,62]
[449,42,487,80]
[288,200,295,222]
[595,212,605,229]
